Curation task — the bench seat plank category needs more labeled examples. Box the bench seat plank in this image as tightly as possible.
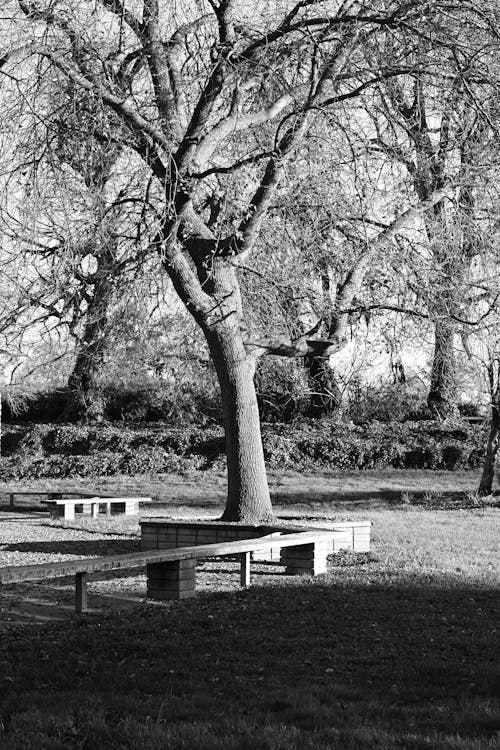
[0,531,334,584]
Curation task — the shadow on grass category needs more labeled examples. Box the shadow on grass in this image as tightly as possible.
[0,504,46,514]
[0,515,46,523]
[0,573,499,749]
[1,539,140,556]
[270,488,403,510]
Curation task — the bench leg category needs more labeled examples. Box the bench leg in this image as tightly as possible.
[147,559,196,600]
[106,502,112,517]
[9,493,14,510]
[64,503,75,521]
[75,572,88,613]
[91,503,99,519]
[240,552,251,587]
[281,542,328,576]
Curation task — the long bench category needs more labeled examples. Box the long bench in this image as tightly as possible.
[0,531,334,613]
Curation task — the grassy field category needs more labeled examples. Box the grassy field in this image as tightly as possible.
[0,469,499,749]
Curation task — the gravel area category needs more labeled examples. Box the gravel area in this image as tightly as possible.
[0,513,138,565]
[0,511,288,625]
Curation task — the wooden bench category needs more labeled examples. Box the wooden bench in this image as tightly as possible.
[0,530,334,613]
[40,495,152,520]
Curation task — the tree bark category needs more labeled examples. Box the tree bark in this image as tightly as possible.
[427,317,456,418]
[304,352,343,417]
[65,337,107,422]
[64,259,114,422]
[207,325,275,523]
[65,338,107,422]
[478,362,500,496]
[478,405,499,496]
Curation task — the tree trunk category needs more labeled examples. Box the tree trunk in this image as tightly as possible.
[427,317,457,418]
[65,339,107,422]
[206,323,275,523]
[165,232,275,523]
[304,352,343,417]
[478,362,500,497]
[478,404,499,496]
[64,269,113,422]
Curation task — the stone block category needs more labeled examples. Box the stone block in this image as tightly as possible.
[146,558,196,601]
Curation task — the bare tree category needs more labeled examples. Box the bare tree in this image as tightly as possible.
[1,71,157,420]
[3,0,497,520]
[367,25,500,416]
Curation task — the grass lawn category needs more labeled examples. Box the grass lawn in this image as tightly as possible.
[0,469,499,749]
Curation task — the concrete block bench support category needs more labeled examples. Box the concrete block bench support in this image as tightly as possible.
[147,559,196,601]
[281,540,329,575]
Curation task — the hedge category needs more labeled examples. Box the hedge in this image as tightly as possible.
[0,418,487,479]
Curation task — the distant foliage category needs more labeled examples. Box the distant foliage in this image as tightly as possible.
[347,380,428,424]
[0,419,486,479]
[1,380,222,426]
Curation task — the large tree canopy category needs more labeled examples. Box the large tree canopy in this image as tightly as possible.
[1,0,499,520]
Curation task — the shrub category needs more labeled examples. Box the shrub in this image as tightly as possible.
[1,379,223,427]
[1,390,68,422]
[347,379,428,424]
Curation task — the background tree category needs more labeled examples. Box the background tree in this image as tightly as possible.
[1,71,158,420]
[367,24,500,416]
[255,130,452,416]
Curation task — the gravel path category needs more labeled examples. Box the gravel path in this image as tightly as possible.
[0,513,138,565]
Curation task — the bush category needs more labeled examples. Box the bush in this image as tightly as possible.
[255,357,310,422]
[1,378,223,427]
[2,390,69,422]
[347,380,428,424]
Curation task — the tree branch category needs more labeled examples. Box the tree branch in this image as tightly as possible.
[245,335,344,359]
[193,93,294,170]
[36,47,170,151]
[165,15,211,130]
[98,0,144,39]
[142,0,181,139]
[191,150,274,179]
[234,32,358,263]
